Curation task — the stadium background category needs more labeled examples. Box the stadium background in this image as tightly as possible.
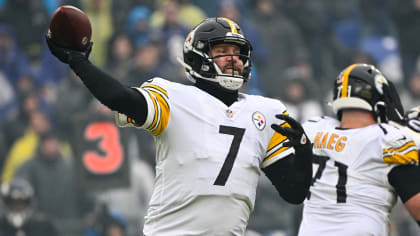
[0,0,420,235]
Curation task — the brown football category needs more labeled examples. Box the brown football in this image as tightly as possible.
[47,5,92,51]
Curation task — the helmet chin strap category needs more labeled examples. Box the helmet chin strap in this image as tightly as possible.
[213,58,244,90]
[215,75,243,90]
[374,101,387,123]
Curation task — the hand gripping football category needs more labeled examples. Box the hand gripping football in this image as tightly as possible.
[47,5,92,51]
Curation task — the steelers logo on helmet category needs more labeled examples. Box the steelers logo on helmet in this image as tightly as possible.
[177,17,253,90]
[331,64,392,122]
[374,74,388,95]
[183,32,194,53]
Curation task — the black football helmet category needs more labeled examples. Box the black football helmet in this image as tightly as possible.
[1,178,34,228]
[385,79,405,123]
[177,17,252,90]
[331,63,403,122]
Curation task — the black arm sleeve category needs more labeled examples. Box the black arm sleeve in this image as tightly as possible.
[69,55,147,124]
[388,165,420,203]
[262,152,313,204]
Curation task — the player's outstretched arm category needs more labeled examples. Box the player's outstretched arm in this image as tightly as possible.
[263,114,313,204]
[46,36,147,125]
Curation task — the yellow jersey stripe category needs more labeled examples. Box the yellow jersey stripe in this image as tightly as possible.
[221,17,237,34]
[383,141,417,154]
[383,150,419,165]
[267,122,290,152]
[150,106,169,136]
[265,146,291,162]
[148,90,169,114]
[267,132,287,152]
[145,90,159,130]
[396,141,416,152]
[150,94,162,132]
[142,84,168,98]
[144,87,170,112]
[341,64,358,98]
[148,90,170,134]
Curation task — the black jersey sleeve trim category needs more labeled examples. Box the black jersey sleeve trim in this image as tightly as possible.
[262,152,312,204]
[388,165,420,203]
[378,123,388,135]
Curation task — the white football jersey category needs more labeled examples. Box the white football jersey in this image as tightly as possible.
[389,120,420,150]
[116,78,294,236]
[298,116,419,236]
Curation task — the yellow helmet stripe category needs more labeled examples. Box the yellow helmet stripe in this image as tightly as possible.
[341,64,358,98]
[221,17,237,34]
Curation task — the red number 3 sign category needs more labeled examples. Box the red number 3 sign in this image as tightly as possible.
[83,122,124,174]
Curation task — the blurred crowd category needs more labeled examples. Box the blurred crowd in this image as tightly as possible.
[0,0,420,235]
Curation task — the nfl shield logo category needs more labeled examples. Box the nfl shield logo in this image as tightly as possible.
[252,112,266,130]
[226,109,233,118]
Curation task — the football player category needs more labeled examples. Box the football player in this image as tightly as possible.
[297,64,420,236]
[389,105,420,235]
[45,17,313,235]
[0,178,59,236]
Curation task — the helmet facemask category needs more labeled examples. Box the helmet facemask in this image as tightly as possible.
[1,179,34,228]
[4,198,33,228]
[205,39,251,90]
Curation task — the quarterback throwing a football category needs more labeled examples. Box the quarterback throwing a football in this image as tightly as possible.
[46,17,313,236]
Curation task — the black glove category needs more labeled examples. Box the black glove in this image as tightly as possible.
[45,35,92,64]
[271,114,312,153]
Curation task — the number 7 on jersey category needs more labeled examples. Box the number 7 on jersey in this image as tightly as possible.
[213,125,245,186]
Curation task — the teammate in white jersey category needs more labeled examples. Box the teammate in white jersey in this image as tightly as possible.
[45,17,313,236]
[389,106,420,235]
[298,63,420,236]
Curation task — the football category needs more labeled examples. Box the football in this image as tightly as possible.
[47,5,92,51]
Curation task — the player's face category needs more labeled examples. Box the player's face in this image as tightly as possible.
[210,43,243,76]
